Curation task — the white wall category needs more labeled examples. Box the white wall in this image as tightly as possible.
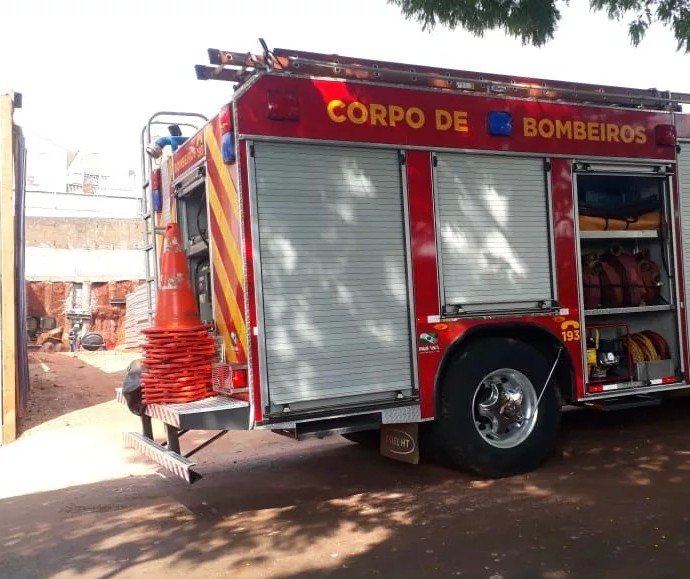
[25,190,140,218]
[25,248,145,282]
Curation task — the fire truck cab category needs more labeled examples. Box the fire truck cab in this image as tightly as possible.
[122,43,690,482]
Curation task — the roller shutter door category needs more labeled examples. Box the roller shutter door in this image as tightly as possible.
[679,143,690,343]
[252,142,414,409]
[435,153,553,309]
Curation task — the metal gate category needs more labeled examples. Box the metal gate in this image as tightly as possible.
[251,142,415,412]
[434,153,554,312]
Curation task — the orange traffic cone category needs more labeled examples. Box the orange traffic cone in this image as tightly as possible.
[153,223,203,330]
[140,222,216,405]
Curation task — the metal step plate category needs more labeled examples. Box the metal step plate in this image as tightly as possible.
[124,431,201,483]
[116,389,250,430]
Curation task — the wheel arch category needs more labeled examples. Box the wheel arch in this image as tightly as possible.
[433,323,576,414]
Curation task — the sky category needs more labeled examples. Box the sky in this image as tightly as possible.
[1,0,689,172]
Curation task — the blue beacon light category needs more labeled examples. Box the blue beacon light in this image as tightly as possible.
[487,111,512,136]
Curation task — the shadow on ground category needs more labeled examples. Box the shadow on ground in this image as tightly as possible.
[4,397,690,578]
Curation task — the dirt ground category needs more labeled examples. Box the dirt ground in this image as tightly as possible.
[4,353,690,578]
[22,350,138,431]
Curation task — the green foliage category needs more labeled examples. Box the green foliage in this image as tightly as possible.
[389,0,690,52]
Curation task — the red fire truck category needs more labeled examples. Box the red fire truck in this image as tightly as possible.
[122,43,690,482]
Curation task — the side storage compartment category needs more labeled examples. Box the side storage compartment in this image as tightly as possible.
[434,153,555,314]
[576,168,683,394]
[251,143,416,415]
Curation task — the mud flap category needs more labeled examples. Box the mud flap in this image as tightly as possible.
[380,423,419,464]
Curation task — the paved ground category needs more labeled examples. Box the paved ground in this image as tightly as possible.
[3,352,690,578]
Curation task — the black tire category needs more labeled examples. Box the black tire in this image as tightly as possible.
[432,337,561,478]
[342,429,380,448]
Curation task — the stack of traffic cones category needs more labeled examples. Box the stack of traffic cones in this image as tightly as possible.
[140,223,216,405]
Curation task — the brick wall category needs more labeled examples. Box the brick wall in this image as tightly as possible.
[26,280,142,347]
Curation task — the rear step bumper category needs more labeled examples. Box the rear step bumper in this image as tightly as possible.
[117,389,250,482]
[116,388,250,430]
[124,432,201,483]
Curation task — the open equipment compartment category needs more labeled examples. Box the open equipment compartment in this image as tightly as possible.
[576,165,682,393]
[176,169,213,325]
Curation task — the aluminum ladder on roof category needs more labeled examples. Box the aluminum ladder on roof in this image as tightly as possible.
[194,41,690,111]
[139,112,208,327]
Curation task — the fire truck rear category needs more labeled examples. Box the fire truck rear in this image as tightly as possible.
[120,43,690,482]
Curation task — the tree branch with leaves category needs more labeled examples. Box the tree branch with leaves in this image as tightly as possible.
[389,0,690,52]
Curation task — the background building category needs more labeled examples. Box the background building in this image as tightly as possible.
[23,132,144,349]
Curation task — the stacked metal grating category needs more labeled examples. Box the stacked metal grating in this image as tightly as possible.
[123,285,156,349]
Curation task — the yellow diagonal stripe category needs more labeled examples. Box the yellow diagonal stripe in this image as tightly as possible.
[208,186,244,287]
[211,237,248,356]
[203,127,248,359]
[205,126,244,287]
[206,127,240,223]
[213,297,238,363]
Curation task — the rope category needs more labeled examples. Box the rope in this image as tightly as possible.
[628,337,645,363]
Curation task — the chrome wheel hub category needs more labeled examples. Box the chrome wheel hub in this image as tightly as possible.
[472,368,538,449]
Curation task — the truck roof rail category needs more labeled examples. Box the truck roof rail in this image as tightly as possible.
[195,44,690,112]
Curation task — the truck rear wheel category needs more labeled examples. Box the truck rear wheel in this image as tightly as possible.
[433,337,561,477]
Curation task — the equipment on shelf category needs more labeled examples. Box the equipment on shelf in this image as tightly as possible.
[581,248,663,309]
[578,189,662,231]
[582,254,603,310]
[635,250,662,304]
[628,331,671,362]
[601,246,645,307]
[586,324,631,382]
[579,211,661,232]
[628,331,675,382]
[585,325,673,385]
